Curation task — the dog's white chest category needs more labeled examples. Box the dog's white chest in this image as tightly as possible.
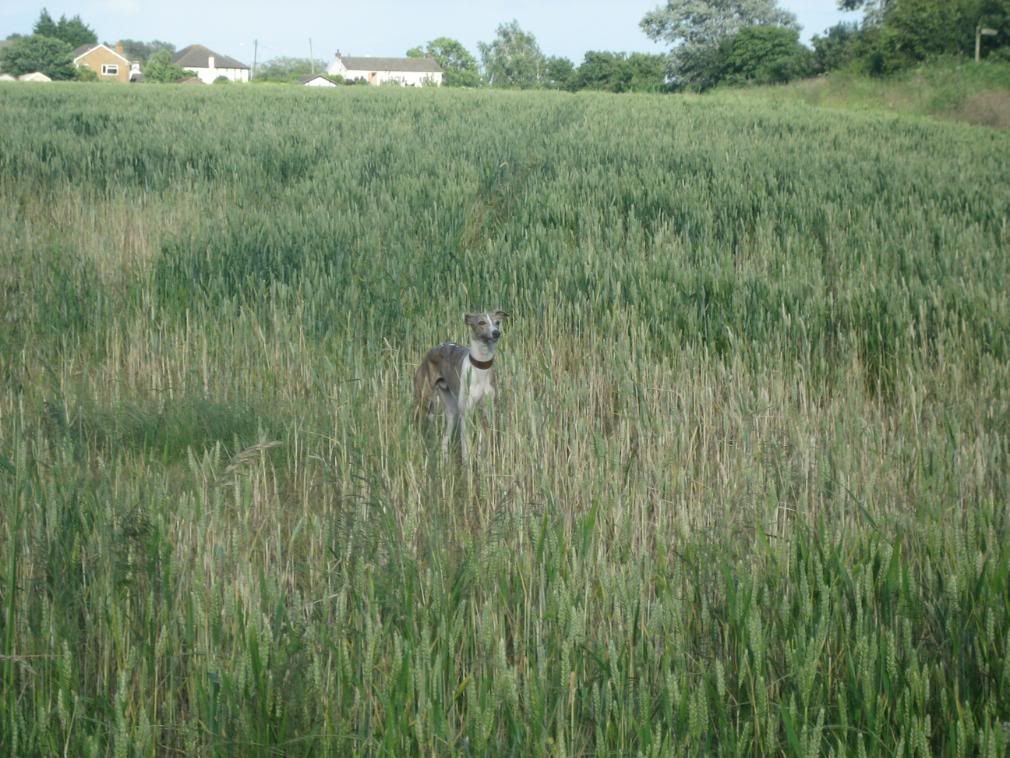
[460,361,494,409]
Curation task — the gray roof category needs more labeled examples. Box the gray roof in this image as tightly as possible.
[173,44,248,70]
[337,56,442,73]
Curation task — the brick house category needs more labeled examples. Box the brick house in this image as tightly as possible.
[73,43,137,82]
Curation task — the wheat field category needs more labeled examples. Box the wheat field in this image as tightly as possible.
[1,82,1009,755]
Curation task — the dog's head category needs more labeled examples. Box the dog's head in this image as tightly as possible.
[465,309,509,345]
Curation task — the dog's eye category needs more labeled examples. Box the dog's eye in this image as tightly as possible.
[478,320,487,326]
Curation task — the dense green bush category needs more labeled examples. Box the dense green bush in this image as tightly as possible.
[719,25,813,85]
[0,34,76,79]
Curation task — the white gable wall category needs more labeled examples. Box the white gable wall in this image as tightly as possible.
[327,59,441,87]
[187,57,250,84]
[305,76,337,87]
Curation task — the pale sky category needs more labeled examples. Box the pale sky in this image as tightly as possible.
[1,1,861,67]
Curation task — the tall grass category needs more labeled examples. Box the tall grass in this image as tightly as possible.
[1,81,1009,755]
[733,58,1010,129]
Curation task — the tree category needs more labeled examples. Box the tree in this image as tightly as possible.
[544,56,576,90]
[118,39,176,63]
[810,22,862,73]
[54,15,96,49]
[426,37,481,87]
[478,20,545,88]
[642,0,798,47]
[886,0,1008,60]
[253,57,325,83]
[837,0,1010,73]
[573,51,669,93]
[719,26,813,84]
[674,43,729,90]
[576,51,628,91]
[408,37,481,87]
[641,0,799,88]
[0,34,76,79]
[143,49,191,83]
[33,9,58,39]
[837,0,894,25]
[626,53,669,92]
[33,8,97,50]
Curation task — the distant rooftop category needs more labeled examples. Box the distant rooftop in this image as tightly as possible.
[335,55,442,73]
[173,44,248,70]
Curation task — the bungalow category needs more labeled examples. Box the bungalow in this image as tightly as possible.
[301,73,338,87]
[326,54,442,87]
[73,42,136,82]
[173,44,250,84]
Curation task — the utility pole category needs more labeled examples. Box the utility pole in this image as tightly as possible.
[252,39,258,79]
[309,38,314,74]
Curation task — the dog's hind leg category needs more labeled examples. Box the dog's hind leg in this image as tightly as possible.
[437,386,457,457]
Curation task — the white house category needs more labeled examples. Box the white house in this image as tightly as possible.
[173,44,250,84]
[18,71,52,82]
[326,54,442,87]
[0,74,16,82]
[301,74,338,87]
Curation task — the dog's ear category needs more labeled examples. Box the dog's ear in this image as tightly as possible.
[492,309,510,322]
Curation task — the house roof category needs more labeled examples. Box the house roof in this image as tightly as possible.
[173,44,248,70]
[73,43,131,65]
[336,56,442,73]
[300,74,337,84]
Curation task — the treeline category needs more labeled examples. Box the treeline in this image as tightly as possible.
[642,0,1010,91]
[813,0,1010,76]
[473,22,670,92]
[5,2,1009,92]
[0,8,97,80]
[254,28,671,94]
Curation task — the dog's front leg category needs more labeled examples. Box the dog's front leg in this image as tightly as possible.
[458,407,469,462]
[484,391,500,456]
[443,406,457,457]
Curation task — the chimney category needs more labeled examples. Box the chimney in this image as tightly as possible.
[115,41,124,55]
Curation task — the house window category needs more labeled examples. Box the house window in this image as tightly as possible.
[101,64,119,76]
